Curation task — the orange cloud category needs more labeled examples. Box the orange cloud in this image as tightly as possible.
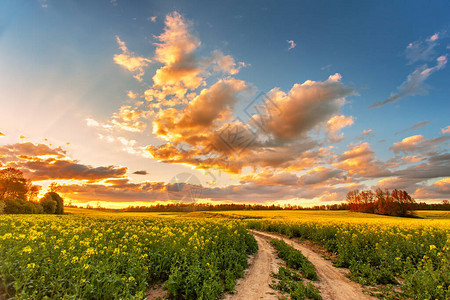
[442,125,450,134]
[113,36,151,81]
[0,132,5,137]
[127,91,138,99]
[152,78,248,145]
[326,115,354,142]
[390,134,450,153]
[111,106,148,132]
[210,50,246,75]
[413,178,450,201]
[0,142,127,181]
[151,12,203,95]
[333,142,390,177]
[251,74,355,141]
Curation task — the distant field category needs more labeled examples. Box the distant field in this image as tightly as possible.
[207,209,450,226]
[65,207,450,223]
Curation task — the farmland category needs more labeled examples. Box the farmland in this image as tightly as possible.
[0,210,449,299]
[0,215,257,299]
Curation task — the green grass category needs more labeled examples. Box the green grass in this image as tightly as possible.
[270,239,318,281]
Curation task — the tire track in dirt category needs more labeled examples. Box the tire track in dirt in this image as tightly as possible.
[222,234,281,300]
[252,230,376,300]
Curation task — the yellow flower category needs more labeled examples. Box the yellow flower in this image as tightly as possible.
[22,246,32,253]
[27,263,35,269]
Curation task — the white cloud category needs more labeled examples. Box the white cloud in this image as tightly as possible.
[370,55,447,108]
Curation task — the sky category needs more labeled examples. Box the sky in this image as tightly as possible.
[0,0,449,208]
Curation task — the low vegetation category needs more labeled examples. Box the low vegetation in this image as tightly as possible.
[271,239,317,281]
[0,215,257,299]
[271,266,321,300]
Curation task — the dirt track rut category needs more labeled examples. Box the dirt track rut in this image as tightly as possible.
[252,230,376,300]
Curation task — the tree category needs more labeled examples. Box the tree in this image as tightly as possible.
[26,184,41,202]
[48,182,61,193]
[40,194,57,214]
[40,192,64,214]
[0,168,28,201]
[346,189,360,211]
[390,189,415,216]
[347,188,416,217]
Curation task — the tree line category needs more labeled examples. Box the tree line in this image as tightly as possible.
[346,188,418,217]
[0,167,64,214]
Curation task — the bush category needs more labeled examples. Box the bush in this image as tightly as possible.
[40,192,64,214]
[3,199,43,214]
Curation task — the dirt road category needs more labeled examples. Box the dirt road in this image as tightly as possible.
[252,230,376,300]
[223,234,281,300]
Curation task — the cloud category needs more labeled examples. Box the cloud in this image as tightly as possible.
[405,32,441,64]
[442,126,450,134]
[298,167,347,185]
[152,78,248,143]
[287,40,296,50]
[133,170,148,175]
[326,115,354,142]
[413,178,450,201]
[333,142,390,178]
[0,132,5,137]
[151,12,203,93]
[0,142,66,158]
[357,129,375,141]
[86,104,149,133]
[60,180,168,203]
[0,142,127,181]
[113,36,152,81]
[111,106,148,132]
[38,0,48,8]
[210,50,246,75]
[148,16,157,22]
[390,134,450,154]
[252,74,355,141]
[393,151,450,181]
[395,120,429,135]
[127,91,138,99]
[370,55,447,108]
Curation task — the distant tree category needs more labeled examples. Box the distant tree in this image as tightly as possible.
[390,189,415,216]
[346,189,360,211]
[360,190,376,213]
[4,199,43,214]
[0,168,28,201]
[48,182,61,193]
[40,192,64,214]
[347,188,416,217]
[40,194,57,214]
[26,184,41,202]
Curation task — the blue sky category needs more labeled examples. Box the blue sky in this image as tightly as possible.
[0,0,449,207]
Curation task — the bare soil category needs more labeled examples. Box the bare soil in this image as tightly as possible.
[252,230,376,300]
[222,234,281,300]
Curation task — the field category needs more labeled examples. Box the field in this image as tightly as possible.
[1,209,449,299]
[0,214,257,299]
